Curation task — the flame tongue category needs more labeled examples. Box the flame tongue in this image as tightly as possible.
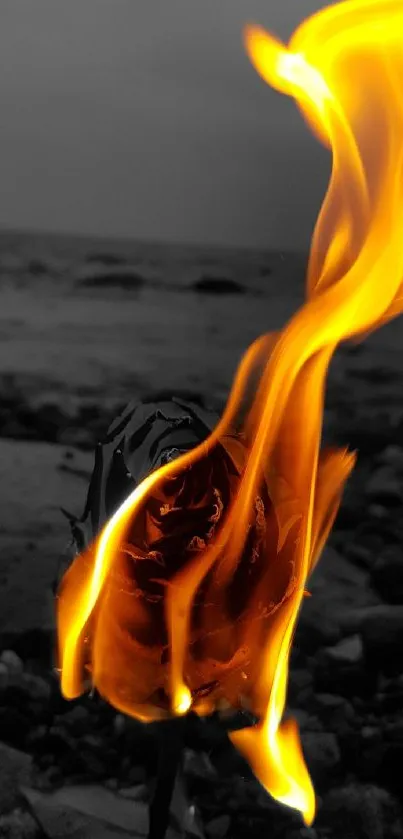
[57,0,403,829]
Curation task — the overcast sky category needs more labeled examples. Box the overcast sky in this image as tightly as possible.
[0,0,332,249]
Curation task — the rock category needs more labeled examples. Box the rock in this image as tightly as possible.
[300,732,341,789]
[0,670,52,729]
[287,669,314,706]
[379,721,403,798]
[85,253,128,266]
[360,605,403,677]
[0,808,39,839]
[20,784,149,839]
[319,784,403,839]
[347,413,396,455]
[22,673,51,703]
[368,503,390,521]
[371,546,403,604]
[0,708,31,750]
[346,541,373,570]
[60,705,91,737]
[0,661,9,689]
[183,749,216,781]
[376,445,403,472]
[28,725,76,761]
[118,784,149,802]
[34,765,64,792]
[289,708,323,733]
[356,726,385,781]
[296,547,378,652]
[365,467,403,506]
[0,629,55,666]
[296,593,342,651]
[327,634,363,664]
[0,743,33,814]
[193,276,245,295]
[375,675,403,713]
[205,814,231,838]
[27,258,48,276]
[310,694,355,736]
[113,713,126,737]
[0,650,24,674]
[78,270,144,290]
[61,704,91,735]
[340,725,385,782]
[0,438,93,637]
[314,635,364,696]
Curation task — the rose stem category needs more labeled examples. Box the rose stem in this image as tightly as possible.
[147,717,186,839]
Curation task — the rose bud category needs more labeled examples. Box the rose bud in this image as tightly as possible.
[56,395,340,722]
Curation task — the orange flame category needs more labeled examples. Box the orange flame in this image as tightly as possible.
[57,0,403,827]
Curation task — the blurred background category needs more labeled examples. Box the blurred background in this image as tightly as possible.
[0,3,403,839]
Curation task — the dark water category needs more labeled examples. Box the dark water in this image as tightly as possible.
[0,230,307,411]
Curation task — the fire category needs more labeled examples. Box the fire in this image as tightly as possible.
[57,0,403,828]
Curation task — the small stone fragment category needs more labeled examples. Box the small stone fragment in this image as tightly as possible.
[0,650,24,675]
[371,546,403,604]
[0,808,39,839]
[301,731,341,789]
[0,743,33,814]
[205,814,231,838]
[365,467,402,505]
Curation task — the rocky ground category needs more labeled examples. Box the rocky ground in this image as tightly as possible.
[0,339,403,838]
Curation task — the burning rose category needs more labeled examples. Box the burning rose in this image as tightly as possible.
[66,397,241,554]
[57,0,403,820]
[58,396,302,720]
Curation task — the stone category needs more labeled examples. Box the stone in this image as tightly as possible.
[346,542,373,569]
[314,635,364,696]
[0,671,51,731]
[327,634,363,664]
[310,693,355,735]
[370,546,403,604]
[118,784,149,802]
[300,732,341,788]
[60,704,91,735]
[183,749,216,781]
[78,269,145,290]
[205,815,231,838]
[0,708,31,750]
[27,258,48,276]
[193,276,245,295]
[375,675,403,713]
[296,591,342,651]
[296,547,379,653]
[342,725,385,782]
[0,650,24,674]
[360,605,403,677]
[376,445,403,471]
[21,673,51,703]
[85,252,128,266]
[319,784,403,839]
[0,438,93,638]
[378,721,403,797]
[365,467,402,506]
[113,713,126,736]
[368,503,390,520]
[287,669,314,706]
[20,784,149,838]
[0,661,9,690]
[0,743,33,814]
[0,808,39,839]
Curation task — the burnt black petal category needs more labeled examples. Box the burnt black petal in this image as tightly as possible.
[104,447,136,519]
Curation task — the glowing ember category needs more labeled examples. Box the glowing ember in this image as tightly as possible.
[57,0,403,827]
